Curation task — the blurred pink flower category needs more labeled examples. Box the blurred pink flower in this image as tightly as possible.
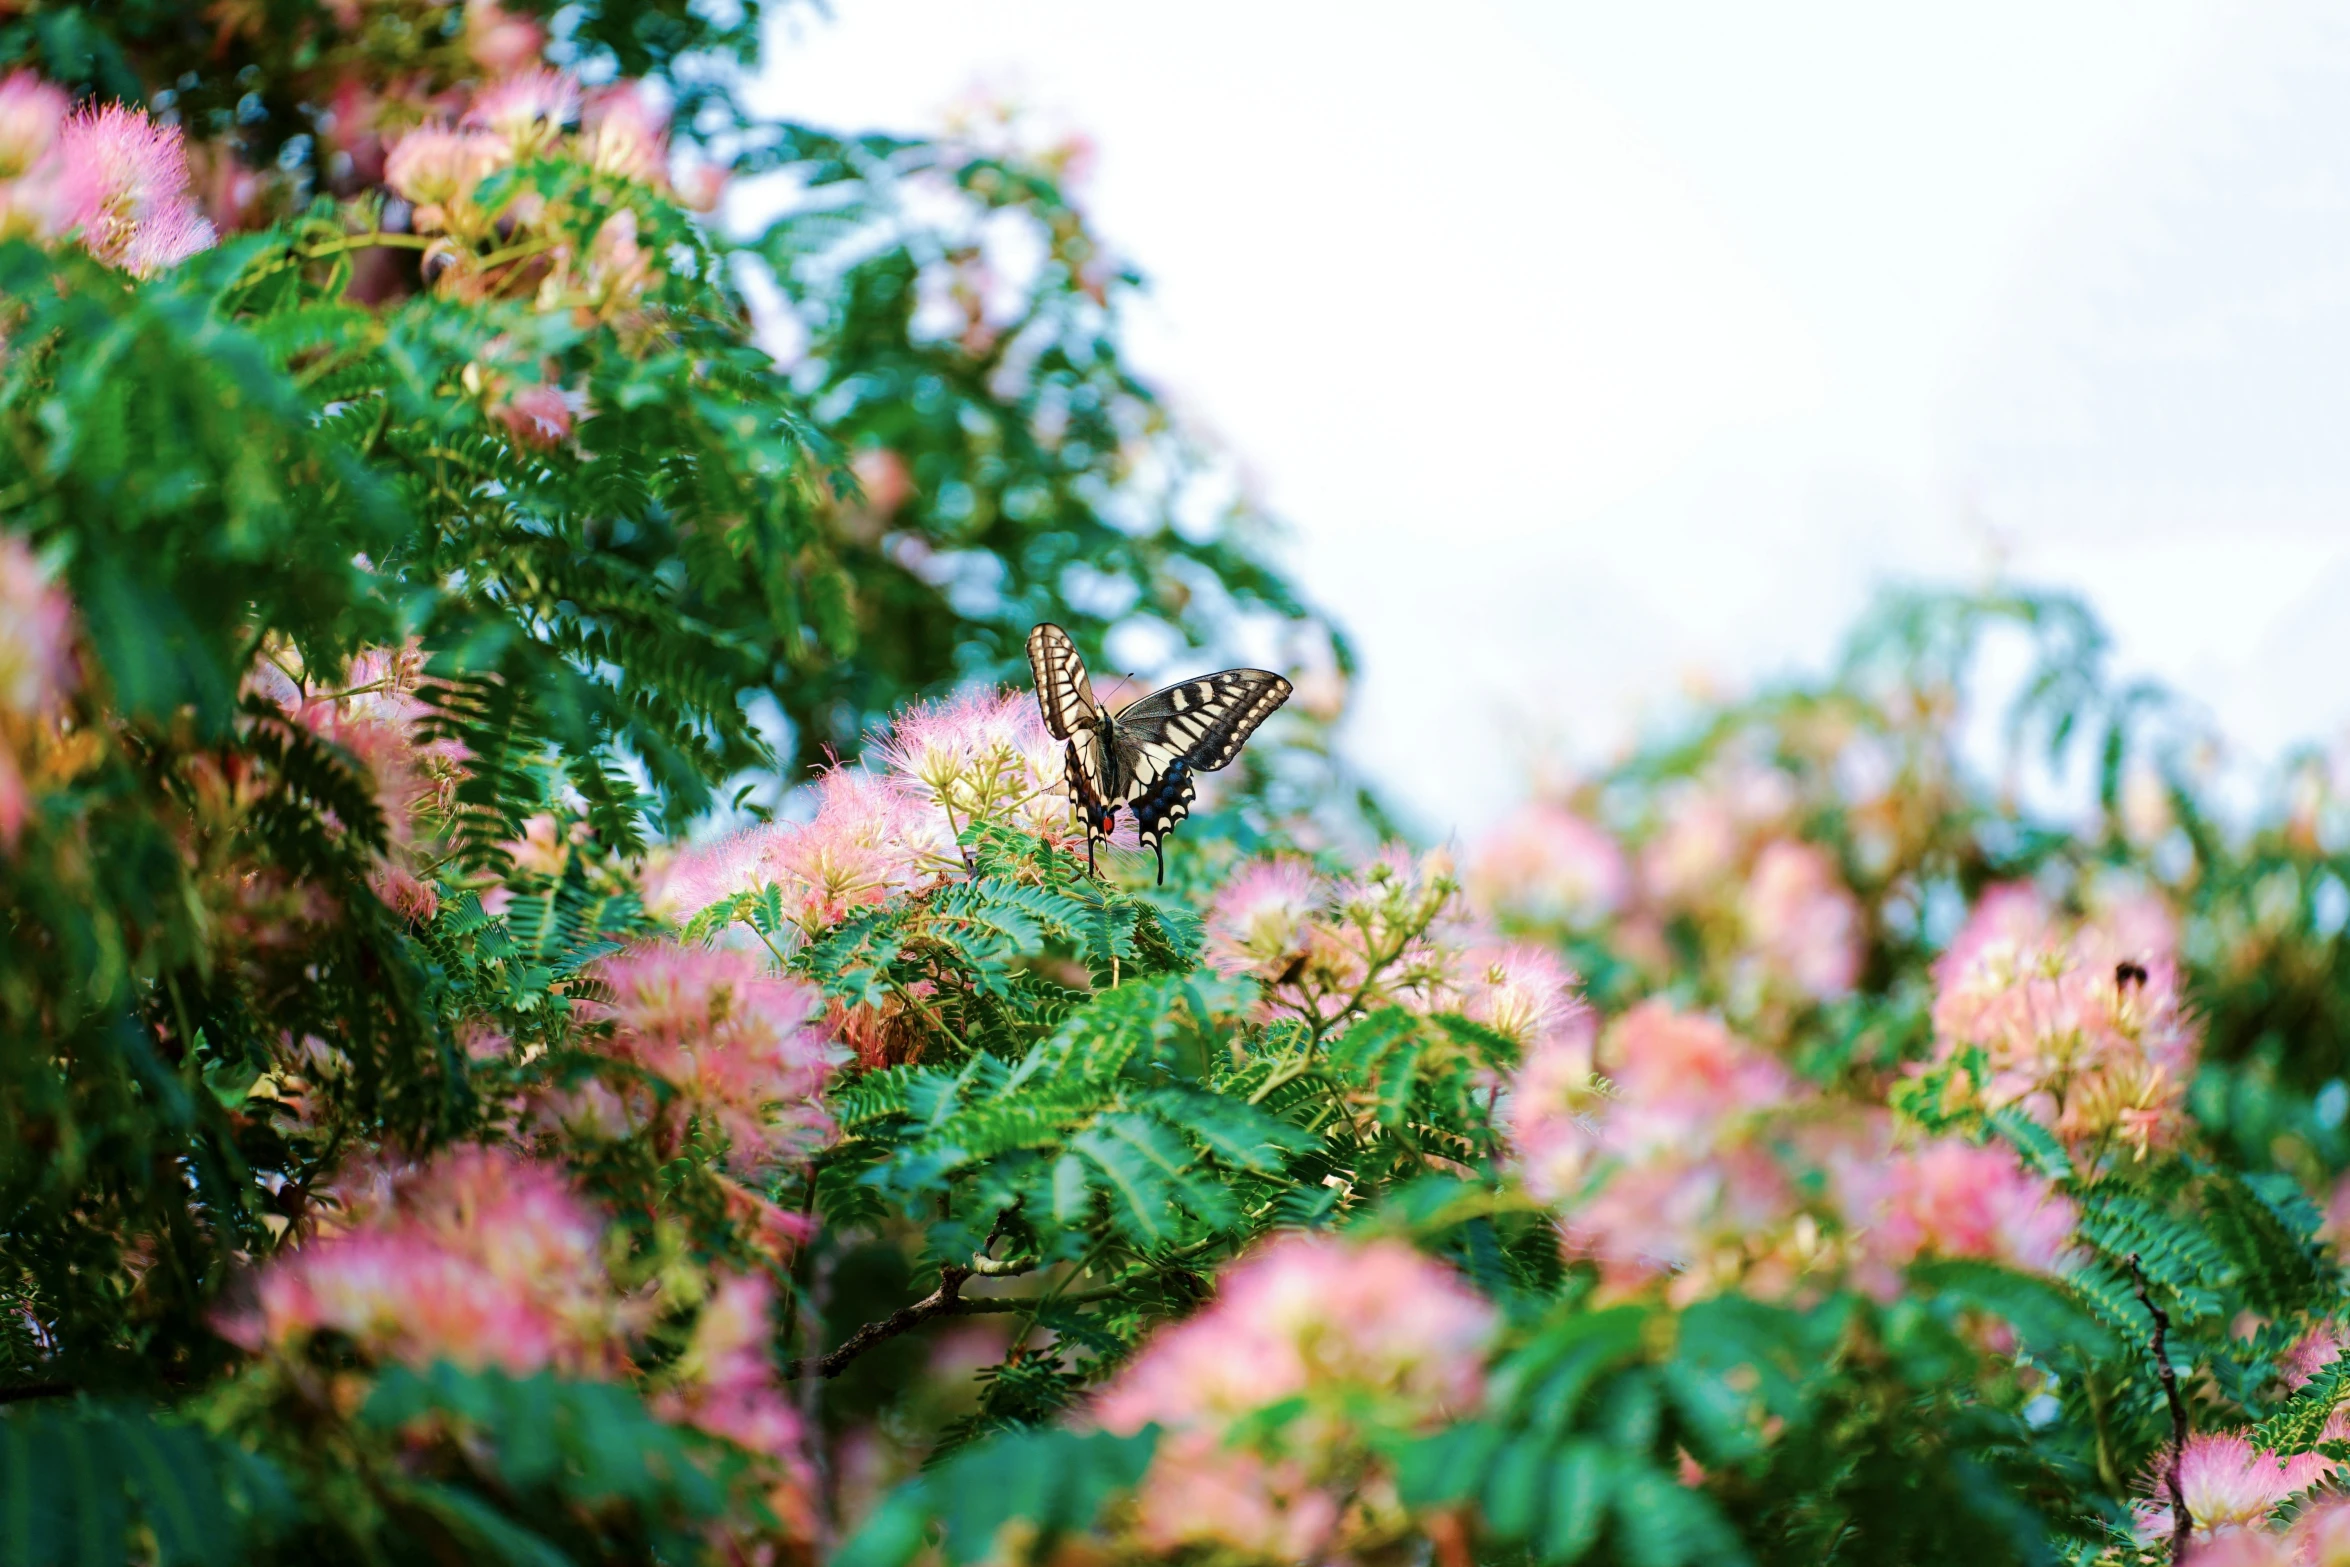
[2289,1496,2350,1566]
[1740,838,1863,1002]
[1506,1006,1602,1206]
[1467,801,1629,928]
[654,1273,817,1541]
[0,71,66,182]
[248,644,462,919]
[383,124,509,212]
[849,448,914,521]
[464,0,548,76]
[1834,1135,2078,1299]
[464,68,580,152]
[562,942,836,1176]
[580,82,668,185]
[1640,763,1795,905]
[53,103,215,275]
[0,533,74,721]
[1599,1001,1798,1161]
[491,379,573,446]
[221,1144,633,1377]
[1093,1233,1496,1561]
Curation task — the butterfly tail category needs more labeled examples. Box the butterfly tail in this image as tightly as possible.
[1153,840,1165,885]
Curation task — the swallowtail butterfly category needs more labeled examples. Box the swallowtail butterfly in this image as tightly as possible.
[1026,623,1292,882]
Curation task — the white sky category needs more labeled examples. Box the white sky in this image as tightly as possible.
[752,0,2350,836]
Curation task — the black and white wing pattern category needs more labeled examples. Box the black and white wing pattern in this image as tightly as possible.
[1025,623,1292,882]
[1027,623,1119,858]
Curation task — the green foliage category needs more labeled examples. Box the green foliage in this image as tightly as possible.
[835,1427,1157,1567]
[0,1401,283,1567]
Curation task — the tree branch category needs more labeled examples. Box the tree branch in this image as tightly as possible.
[789,1264,1126,1380]
[0,1381,74,1405]
[2128,1252,2192,1564]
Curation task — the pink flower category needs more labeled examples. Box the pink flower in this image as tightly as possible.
[1203,858,1323,980]
[563,941,836,1175]
[2136,1431,2333,1542]
[1835,1136,2078,1299]
[1467,801,1629,927]
[1599,1001,1798,1160]
[0,533,73,720]
[464,0,548,76]
[220,1145,633,1377]
[464,68,580,152]
[250,644,464,920]
[52,103,215,275]
[1450,941,1586,1053]
[0,533,74,846]
[579,82,668,185]
[491,379,573,446]
[1506,1013,1602,1206]
[1093,1234,1496,1561]
[383,125,509,211]
[849,448,914,521]
[875,684,1079,847]
[2289,1496,2350,1566]
[1640,763,1795,905]
[653,1273,817,1542]
[1929,882,2198,1158]
[0,71,66,182]
[768,766,947,928]
[1740,838,1863,1002]
[641,765,941,932]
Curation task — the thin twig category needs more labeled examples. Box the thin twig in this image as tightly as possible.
[790,1265,1127,1380]
[2127,1252,2192,1563]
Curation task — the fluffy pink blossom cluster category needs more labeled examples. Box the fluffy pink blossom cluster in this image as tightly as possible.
[220,1144,638,1376]
[1466,799,1630,930]
[382,68,688,327]
[1507,1000,2079,1304]
[248,645,467,921]
[1092,1233,1497,1561]
[1927,881,2198,1158]
[2134,1329,2350,1557]
[549,941,837,1179]
[653,1273,819,1546]
[0,532,76,845]
[0,76,215,275]
[644,686,1086,935]
[1467,761,1864,1016]
[1644,763,1865,1007]
[1203,848,1476,1026]
[2187,1500,2350,1567]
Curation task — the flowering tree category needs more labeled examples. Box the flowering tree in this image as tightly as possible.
[8,7,2350,1567]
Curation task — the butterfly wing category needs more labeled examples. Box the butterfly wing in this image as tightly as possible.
[1027,624,1120,865]
[1107,669,1293,881]
[1026,623,1103,741]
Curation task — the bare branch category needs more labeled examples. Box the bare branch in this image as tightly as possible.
[2127,1252,2192,1564]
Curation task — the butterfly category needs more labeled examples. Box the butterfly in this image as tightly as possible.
[1026,623,1292,883]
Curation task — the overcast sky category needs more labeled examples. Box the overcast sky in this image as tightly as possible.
[751,0,2350,836]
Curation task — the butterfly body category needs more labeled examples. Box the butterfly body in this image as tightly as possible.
[1026,623,1292,882]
